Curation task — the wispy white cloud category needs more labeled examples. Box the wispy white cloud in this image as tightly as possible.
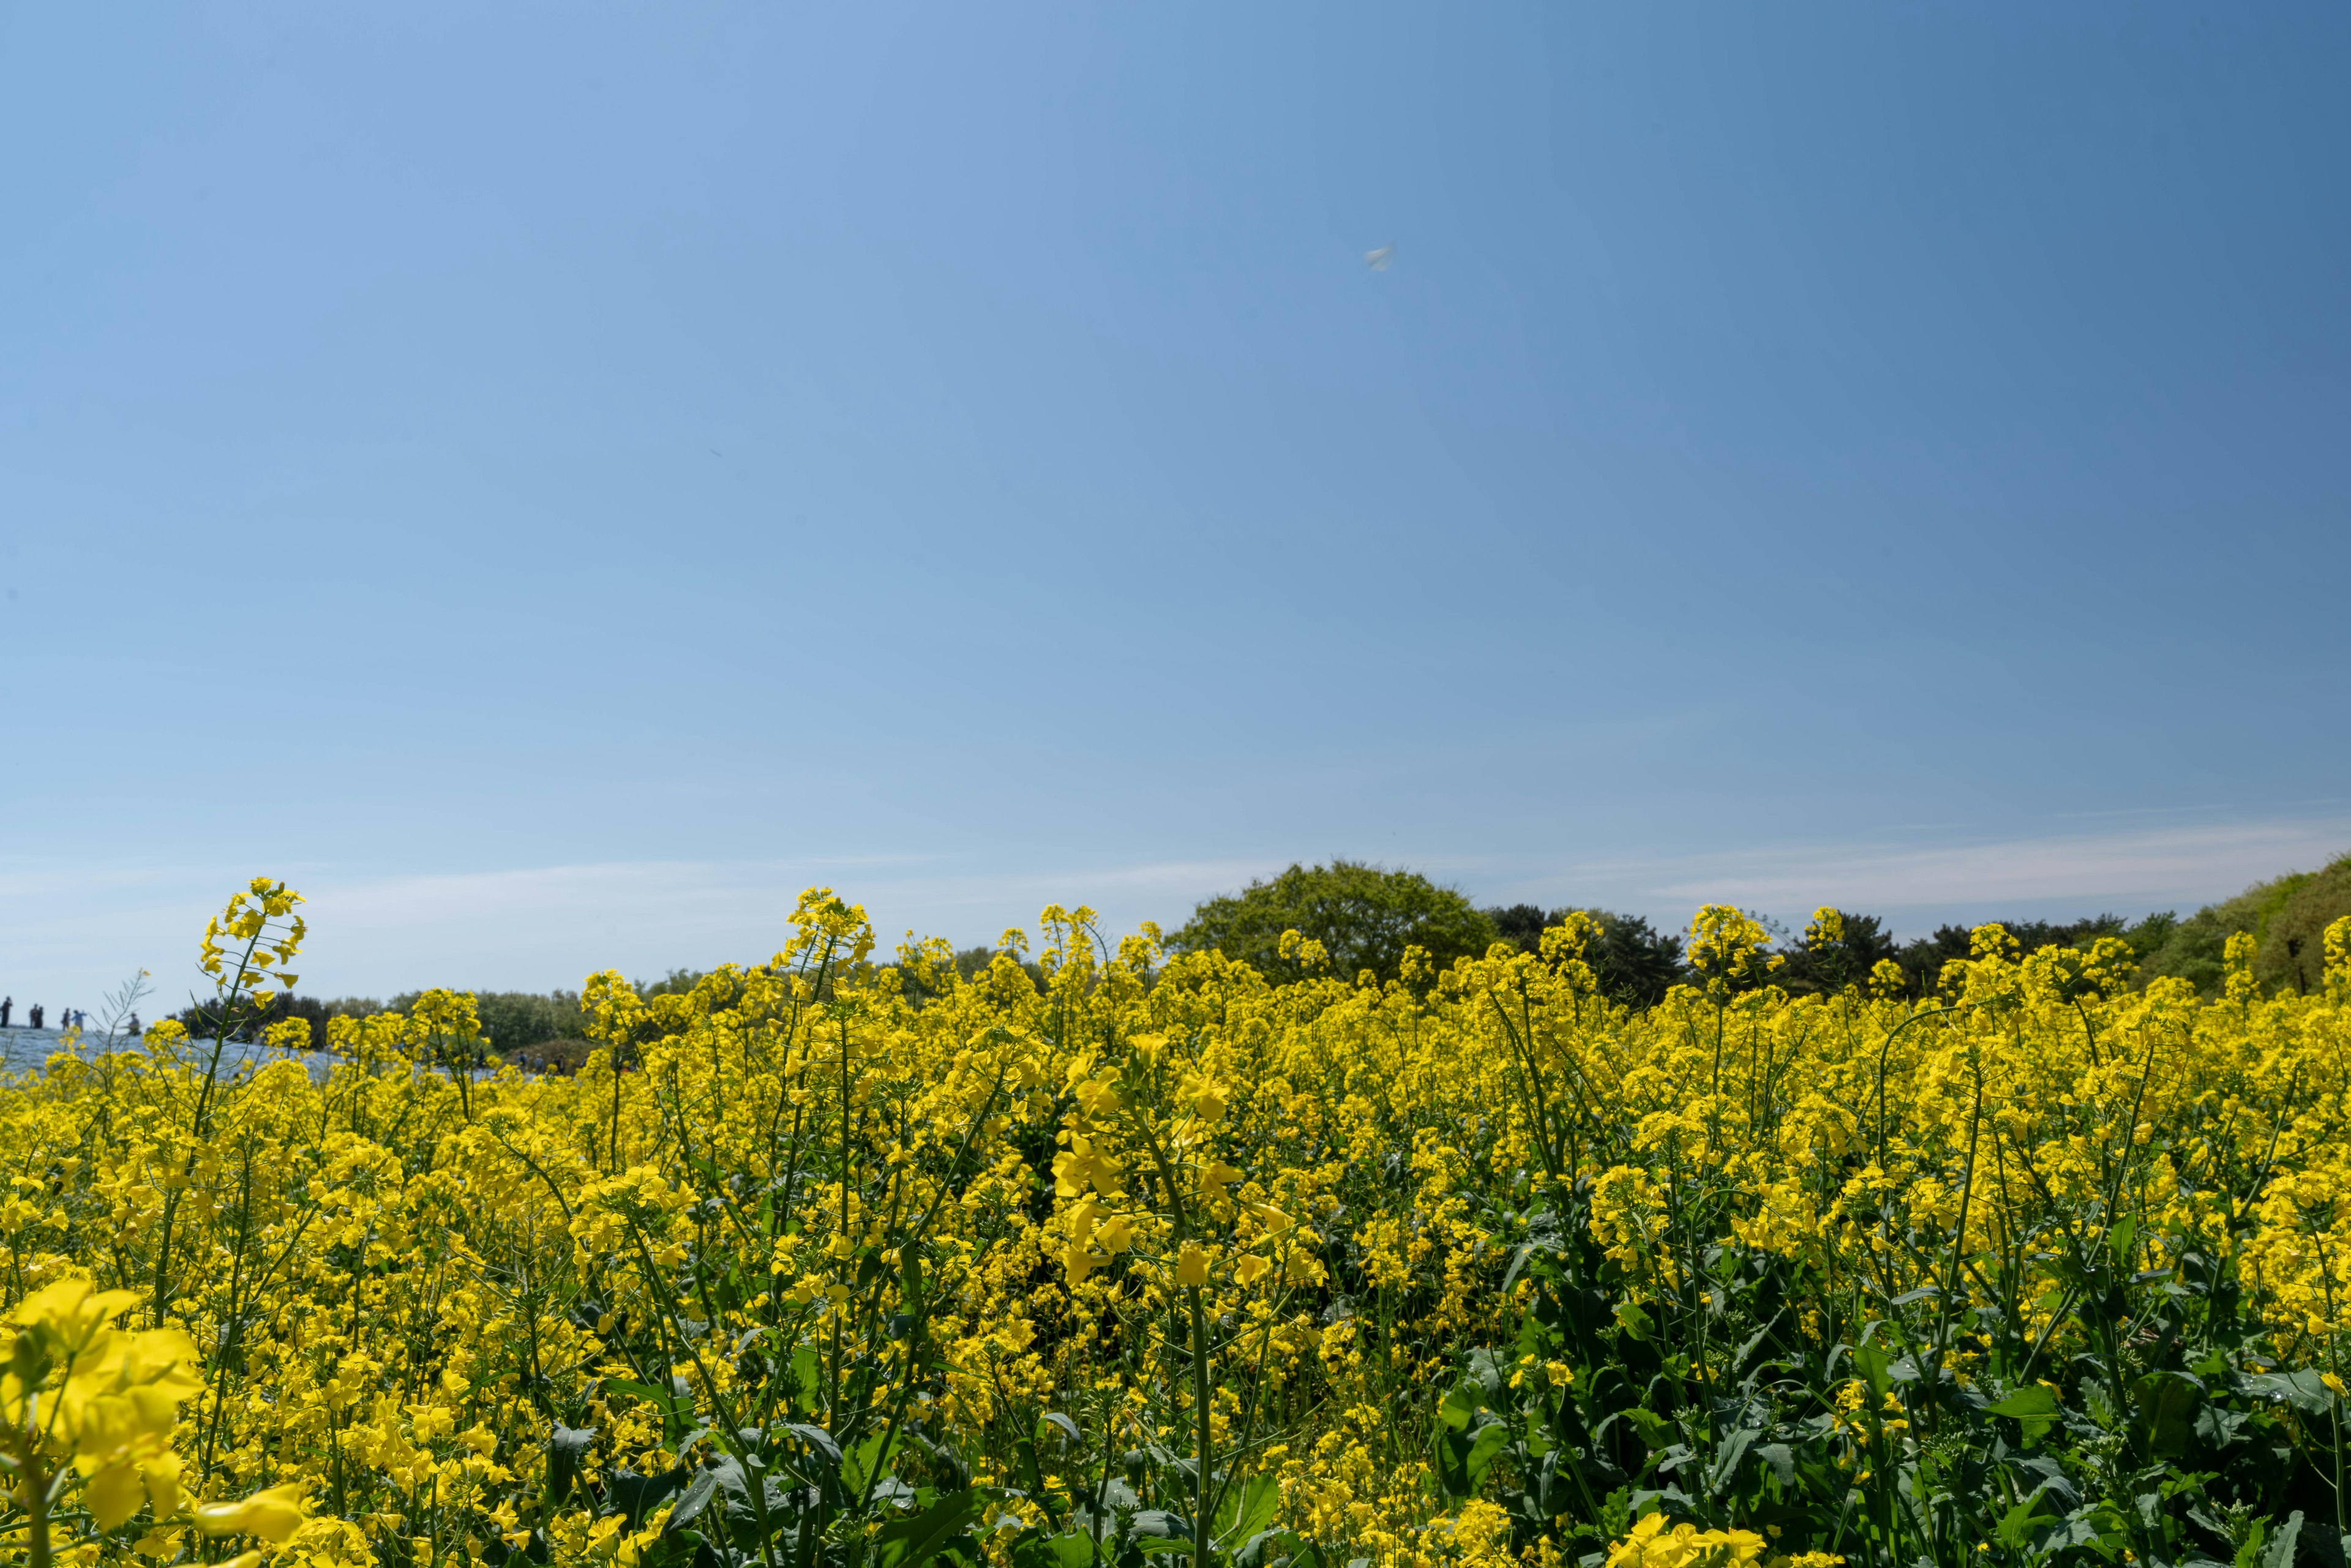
[7,816,2344,1003]
[1488,816,2351,932]
[0,854,1275,1002]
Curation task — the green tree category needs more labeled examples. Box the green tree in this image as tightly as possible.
[1774,910,1902,996]
[2137,850,2351,996]
[1172,860,1496,984]
[1890,913,2142,996]
[2260,853,2351,993]
[470,989,588,1051]
[1488,904,1687,1008]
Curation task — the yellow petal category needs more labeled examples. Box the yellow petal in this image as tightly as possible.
[143,1452,183,1518]
[86,1461,145,1531]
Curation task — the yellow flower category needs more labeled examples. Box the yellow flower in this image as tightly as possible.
[6,1280,204,1529]
[1605,1513,1768,1567]
[193,1483,308,1543]
[1174,1242,1210,1289]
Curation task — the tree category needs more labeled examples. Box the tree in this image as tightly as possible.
[1891,912,2154,997]
[1171,860,1496,985]
[1488,904,1550,953]
[2137,851,2351,996]
[1774,910,1902,996]
[1580,911,1687,1007]
[471,989,588,1051]
[1485,904,1687,1008]
[2259,854,2351,994]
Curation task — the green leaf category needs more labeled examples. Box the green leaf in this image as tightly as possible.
[605,1379,688,1412]
[792,1346,823,1406]
[1130,1510,1195,1555]
[2255,1510,2301,1568]
[1218,1474,1280,1545]
[664,1469,722,1536]
[2229,1512,2311,1568]
[1234,1528,1306,1568]
[1464,1424,1510,1488]
[1011,1534,1098,1568]
[1623,1408,1674,1450]
[1992,1493,2054,1550]
[1983,1386,2059,1418]
[1984,1384,2062,1446]
[1703,1428,1757,1500]
[1853,1343,1892,1405]
[877,1491,984,1568]
[2131,1371,2204,1460]
[1434,1416,1510,1500]
[1438,1384,1483,1433]
[606,1467,687,1528]
[2246,1370,2333,1417]
[547,1423,597,1502]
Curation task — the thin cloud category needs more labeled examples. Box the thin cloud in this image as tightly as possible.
[1502,817,2351,931]
[11,817,2345,1002]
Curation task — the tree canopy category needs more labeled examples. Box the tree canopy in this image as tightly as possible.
[1168,860,1496,984]
[1488,904,1687,1007]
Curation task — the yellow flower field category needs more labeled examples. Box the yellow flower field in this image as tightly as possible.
[4,882,2349,1568]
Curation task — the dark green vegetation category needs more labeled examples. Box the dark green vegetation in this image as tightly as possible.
[170,986,593,1056]
[1461,1158,2349,1567]
[187,852,2350,1061]
[1166,859,1498,984]
[1185,853,2350,1002]
[2135,853,2351,996]
[1489,904,1688,1007]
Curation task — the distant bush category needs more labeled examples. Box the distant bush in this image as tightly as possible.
[1487,904,1687,1007]
[2139,852,2351,996]
[1171,860,1495,984]
[170,991,371,1048]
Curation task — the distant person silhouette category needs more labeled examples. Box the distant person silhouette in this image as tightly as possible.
[126,1012,140,1037]
[27,1005,42,1029]
[0,997,10,1027]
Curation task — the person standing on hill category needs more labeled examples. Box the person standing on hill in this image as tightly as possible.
[0,996,10,1027]
[27,1005,41,1029]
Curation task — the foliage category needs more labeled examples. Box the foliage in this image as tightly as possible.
[950,949,1043,991]
[1768,911,1901,998]
[2262,857,2351,995]
[1487,909,1686,1009]
[8,882,2351,1568]
[170,991,587,1059]
[170,992,347,1051]
[2139,854,2351,999]
[1170,861,1496,985]
[472,991,590,1052]
[1886,917,2131,1000]
[634,973,707,1002]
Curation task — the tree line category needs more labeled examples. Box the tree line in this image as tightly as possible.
[1165,852,2351,1007]
[174,850,2350,1055]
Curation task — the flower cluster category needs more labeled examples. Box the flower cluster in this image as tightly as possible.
[0,882,2346,1568]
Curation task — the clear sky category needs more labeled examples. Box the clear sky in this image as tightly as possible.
[4,3,2347,1007]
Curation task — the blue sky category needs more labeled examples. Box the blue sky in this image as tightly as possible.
[4,3,2347,1005]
